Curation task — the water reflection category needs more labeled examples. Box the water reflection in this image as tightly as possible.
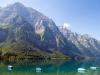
[0,59,100,75]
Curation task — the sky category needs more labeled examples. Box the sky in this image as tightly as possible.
[0,0,100,40]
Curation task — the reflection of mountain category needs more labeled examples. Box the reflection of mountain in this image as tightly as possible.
[59,26,100,57]
[1,59,100,75]
[0,60,67,74]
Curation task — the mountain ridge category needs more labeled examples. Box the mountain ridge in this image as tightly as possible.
[0,2,81,59]
[59,26,100,57]
[0,2,99,60]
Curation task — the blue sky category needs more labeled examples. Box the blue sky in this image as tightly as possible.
[0,0,100,40]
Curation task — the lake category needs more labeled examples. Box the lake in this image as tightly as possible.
[0,59,100,75]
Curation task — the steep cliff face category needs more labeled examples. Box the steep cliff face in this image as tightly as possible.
[59,26,100,57]
[0,28,8,42]
[0,2,80,58]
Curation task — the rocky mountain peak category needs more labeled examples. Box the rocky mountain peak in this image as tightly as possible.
[59,25,100,57]
[7,2,25,9]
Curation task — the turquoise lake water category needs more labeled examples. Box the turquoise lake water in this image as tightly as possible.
[0,59,100,75]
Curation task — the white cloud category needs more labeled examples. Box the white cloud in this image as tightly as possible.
[63,23,70,29]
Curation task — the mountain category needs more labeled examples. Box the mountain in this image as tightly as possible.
[59,26,100,57]
[0,2,82,59]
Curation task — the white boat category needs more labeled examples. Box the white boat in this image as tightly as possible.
[78,68,86,73]
[90,67,98,70]
[8,65,13,71]
[36,67,42,72]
